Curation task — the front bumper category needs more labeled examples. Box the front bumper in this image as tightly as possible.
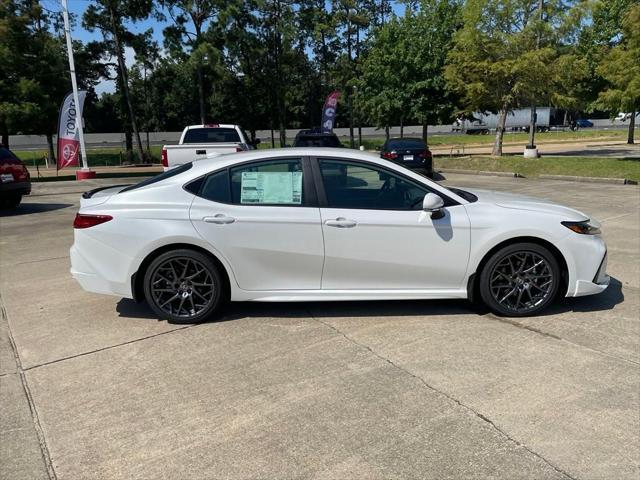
[560,234,609,297]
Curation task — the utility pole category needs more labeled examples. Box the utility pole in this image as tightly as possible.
[61,0,93,178]
[525,0,544,158]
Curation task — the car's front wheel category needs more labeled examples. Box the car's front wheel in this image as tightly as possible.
[479,243,561,317]
[143,249,226,324]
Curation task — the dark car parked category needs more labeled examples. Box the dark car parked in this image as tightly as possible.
[0,146,31,209]
[379,138,433,177]
[293,129,343,148]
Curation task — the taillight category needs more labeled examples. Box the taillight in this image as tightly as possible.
[419,150,432,159]
[161,146,168,167]
[73,214,113,229]
[235,146,242,152]
[383,151,398,160]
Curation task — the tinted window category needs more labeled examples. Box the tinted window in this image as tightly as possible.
[199,170,231,203]
[0,147,20,164]
[319,160,428,210]
[387,139,426,150]
[294,135,342,148]
[120,163,192,193]
[230,159,304,205]
[183,128,241,144]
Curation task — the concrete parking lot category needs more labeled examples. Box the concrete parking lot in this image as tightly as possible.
[1,173,638,480]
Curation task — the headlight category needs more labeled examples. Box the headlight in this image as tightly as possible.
[561,220,601,235]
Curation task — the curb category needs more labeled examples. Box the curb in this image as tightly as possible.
[438,168,523,178]
[539,174,638,185]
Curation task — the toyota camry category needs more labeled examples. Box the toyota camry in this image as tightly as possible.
[70,148,609,323]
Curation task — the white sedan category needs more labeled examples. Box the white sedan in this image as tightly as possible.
[70,148,609,323]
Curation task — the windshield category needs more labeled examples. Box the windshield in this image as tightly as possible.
[183,128,241,144]
[120,163,193,193]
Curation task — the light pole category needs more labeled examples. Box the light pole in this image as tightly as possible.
[61,0,93,178]
[525,0,544,159]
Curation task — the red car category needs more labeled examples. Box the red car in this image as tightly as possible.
[0,146,31,208]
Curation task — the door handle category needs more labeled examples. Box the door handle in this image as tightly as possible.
[203,214,235,224]
[324,217,357,228]
[196,149,206,155]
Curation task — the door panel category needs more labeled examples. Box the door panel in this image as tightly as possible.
[191,200,324,290]
[316,158,471,290]
[189,157,324,291]
[320,207,470,289]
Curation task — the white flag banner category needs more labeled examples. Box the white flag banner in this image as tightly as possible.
[57,90,86,170]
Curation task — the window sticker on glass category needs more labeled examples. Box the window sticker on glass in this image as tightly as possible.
[240,171,302,204]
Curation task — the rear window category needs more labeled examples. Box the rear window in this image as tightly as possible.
[120,163,193,193]
[294,135,342,148]
[0,147,21,164]
[387,139,426,150]
[183,128,241,144]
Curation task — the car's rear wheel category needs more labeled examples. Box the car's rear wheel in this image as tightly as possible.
[479,243,560,317]
[143,249,226,324]
[1,193,22,209]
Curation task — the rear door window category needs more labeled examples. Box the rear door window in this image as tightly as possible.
[230,159,304,206]
[120,163,192,193]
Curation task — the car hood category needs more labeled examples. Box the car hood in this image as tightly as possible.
[464,188,590,221]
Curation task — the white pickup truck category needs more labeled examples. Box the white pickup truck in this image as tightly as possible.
[161,124,259,169]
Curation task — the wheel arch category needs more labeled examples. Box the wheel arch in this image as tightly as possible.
[467,236,569,303]
[131,243,232,303]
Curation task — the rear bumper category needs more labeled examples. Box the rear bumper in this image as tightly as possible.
[70,243,133,298]
[0,181,31,196]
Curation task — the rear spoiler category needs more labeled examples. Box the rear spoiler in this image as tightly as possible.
[82,184,131,199]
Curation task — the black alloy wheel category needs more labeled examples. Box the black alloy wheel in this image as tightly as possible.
[143,249,225,324]
[479,243,560,317]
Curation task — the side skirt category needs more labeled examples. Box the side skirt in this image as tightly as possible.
[231,289,468,302]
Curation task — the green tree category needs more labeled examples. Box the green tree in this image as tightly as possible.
[0,0,102,158]
[596,4,640,144]
[445,0,576,156]
[162,0,226,124]
[84,0,153,162]
[406,0,461,140]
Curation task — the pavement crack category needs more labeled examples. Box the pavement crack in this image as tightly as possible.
[1,295,58,480]
[23,324,196,372]
[307,309,578,480]
[2,255,69,268]
[485,314,640,366]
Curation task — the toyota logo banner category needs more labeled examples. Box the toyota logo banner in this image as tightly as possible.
[57,90,86,170]
[321,91,341,133]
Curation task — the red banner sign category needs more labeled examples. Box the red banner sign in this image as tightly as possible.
[57,90,86,170]
[321,91,341,133]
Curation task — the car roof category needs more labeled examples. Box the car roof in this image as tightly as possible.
[387,137,425,142]
[184,124,238,129]
[190,148,378,174]
[296,130,338,137]
[131,148,468,205]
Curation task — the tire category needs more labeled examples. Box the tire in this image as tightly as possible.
[1,194,22,209]
[143,249,226,324]
[479,242,560,317]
